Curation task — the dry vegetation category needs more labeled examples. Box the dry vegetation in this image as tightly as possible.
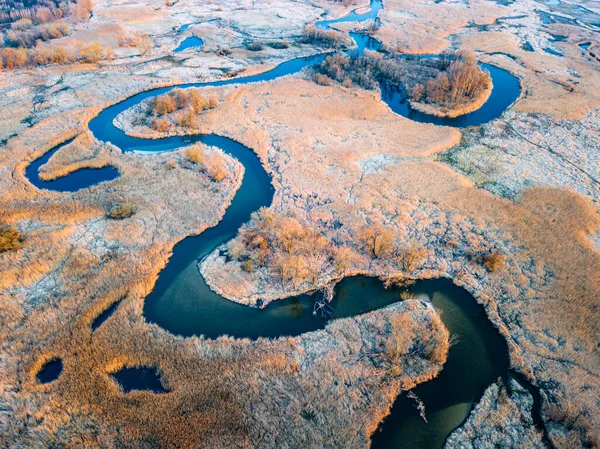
[106,201,136,220]
[315,49,491,117]
[0,0,91,25]
[0,40,114,68]
[0,108,450,447]
[446,378,546,448]
[144,88,219,132]
[0,224,23,253]
[169,77,600,447]
[317,50,405,90]
[228,208,336,286]
[302,24,351,48]
[1,0,600,445]
[410,50,492,117]
[0,0,117,68]
[184,143,228,182]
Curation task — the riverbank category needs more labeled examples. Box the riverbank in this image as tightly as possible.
[2,0,600,446]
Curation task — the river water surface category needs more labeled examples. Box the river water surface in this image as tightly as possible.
[25,1,524,447]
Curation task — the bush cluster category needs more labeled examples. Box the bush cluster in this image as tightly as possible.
[0,224,23,253]
[4,20,70,47]
[245,41,263,51]
[106,201,136,220]
[411,50,491,108]
[0,41,113,69]
[267,40,289,49]
[301,25,350,48]
[149,88,218,131]
[317,51,404,90]
[228,208,334,285]
[184,143,228,182]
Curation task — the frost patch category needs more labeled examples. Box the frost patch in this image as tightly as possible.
[359,154,397,174]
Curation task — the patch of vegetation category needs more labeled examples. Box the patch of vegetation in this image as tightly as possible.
[301,25,350,48]
[411,50,491,109]
[147,88,218,131]
[483,252,505,272]
[0,0,91,25]
[0,40,113,68]
[227,208,335,286]
[0,224,22,253]
[106,201,136,220]
[204,152,228,182]
[316,50,405,90]
[4,19,70,47]
[245,41,263,51]
[185,143,203,164]
[267,40,289,49]
[312,73,333,86]
[215,47,231,56]
[0,0,103,69]
[183,143,228,181]
[315,49,491,115]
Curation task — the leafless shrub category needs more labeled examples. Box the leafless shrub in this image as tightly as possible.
[228,209,332,286]
[185,144,203,164]
[483,252,504,272]
[312,73,332,86]
[358,225,394,259]
[302,25,350,48]
[152,118,170,132]
[204,152,227,182]
[420,50,491,108]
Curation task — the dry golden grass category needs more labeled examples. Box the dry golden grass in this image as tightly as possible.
[1,95,451,448]
[184,77,600,446]
[459,31,600,119]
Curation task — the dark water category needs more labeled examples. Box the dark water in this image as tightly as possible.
[371,279,508,449]
[544,47,562,56]
[37,358,63,383]
[150,274,510,449]
[522,42,535,52]
[25,138,119,192]
[381,63,521,128]
[91,298,124,331]
[174,36,205,53]
[111,366,168,393]
[579,42,591,51]
[27,0,524,445]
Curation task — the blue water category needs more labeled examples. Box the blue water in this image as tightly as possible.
[25,1,524,446]
[111,366,168,393]
[382,63,521,128]
[25,138,119,192]
[316,0,383,27]
[173,36,205,53]
[37,359,63,383]
[544,47,562,56]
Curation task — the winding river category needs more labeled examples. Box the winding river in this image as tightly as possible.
[24,1,529,447]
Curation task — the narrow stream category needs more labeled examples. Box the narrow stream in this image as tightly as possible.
[24,1,528,447]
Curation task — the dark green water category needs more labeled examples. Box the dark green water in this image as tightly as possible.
[371,279,508,449]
